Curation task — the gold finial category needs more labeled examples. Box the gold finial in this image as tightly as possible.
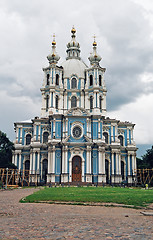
[93,35,97,46]
[52,33,56,45]
[71,26,76,34]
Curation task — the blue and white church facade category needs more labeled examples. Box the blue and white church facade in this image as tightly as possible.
[12,28,137,185]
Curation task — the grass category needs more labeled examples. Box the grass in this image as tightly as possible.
[20,186,153,208]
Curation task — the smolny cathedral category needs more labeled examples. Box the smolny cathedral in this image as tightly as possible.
[12,27,137,185]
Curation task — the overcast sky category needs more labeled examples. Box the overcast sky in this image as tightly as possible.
[0,0,153,152]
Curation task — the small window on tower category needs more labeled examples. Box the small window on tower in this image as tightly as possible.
[118,135,124,146]
[90,96,93,109]
[47,74,50,85]
[90,75,93,86]
[46,95,49,111]
[99,75,102,86]
[56,95,59,109]
[103,132,108,144]
[99,96,102,110]
[43,132,49,143]
[26,134,31,145]
[71,78,77,89]
[56,74,59,85]
[71,96,77,108]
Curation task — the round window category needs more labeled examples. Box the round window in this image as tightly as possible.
[72,126,82,138]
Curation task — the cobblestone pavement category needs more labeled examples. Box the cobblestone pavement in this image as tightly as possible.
[0,188,153,239]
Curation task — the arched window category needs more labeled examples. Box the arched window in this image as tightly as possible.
[43,132,49,143]
[90,96,93,109]
[42,159,48,183]
[103,132,108,144]
[47,74,50,85]
[56,74,59,85]
[99,96,102,110]
[118,135,123,146]
[26,134,31,145]
[90,75,93,86]
[99,75,102,86]
[25,160,30,176]
[71,78,77,89]
[121,161,124,180]
[56,95,59,109]
[46,95,49,111]
[71,96,77,108]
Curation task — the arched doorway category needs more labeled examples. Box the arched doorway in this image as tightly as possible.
[72,156,82,182]
[105,159,109,184]
[121,161,124,180]
[25,160,30,176]
[42,159,48,184]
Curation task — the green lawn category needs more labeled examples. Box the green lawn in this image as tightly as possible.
[20,186,153,208]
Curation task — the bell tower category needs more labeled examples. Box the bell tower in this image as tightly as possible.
[40,35,63,117]
[85,37,107,116]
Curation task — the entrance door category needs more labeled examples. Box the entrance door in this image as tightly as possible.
[72,156,82,182]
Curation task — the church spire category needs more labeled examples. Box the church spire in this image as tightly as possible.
[66,27,81,60]
[88,36,101,66]
[47,34,60,65]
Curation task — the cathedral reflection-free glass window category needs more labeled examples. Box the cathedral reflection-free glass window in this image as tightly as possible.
[26,134,31,145]
[103,132,108,144]
[71,78,77,89]
[90,96,93,109]
[43,132,49,143]
[71,96,77,108]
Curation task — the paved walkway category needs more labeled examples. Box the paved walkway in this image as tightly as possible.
[0,188,153,239]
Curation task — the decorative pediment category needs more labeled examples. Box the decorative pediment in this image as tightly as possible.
[103,126,110,132]
[24,128,33,134]
[66,107,89,116]
[118,129,125,134]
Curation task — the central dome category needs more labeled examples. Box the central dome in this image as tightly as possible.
[61,58,87,78]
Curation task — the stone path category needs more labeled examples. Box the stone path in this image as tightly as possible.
[0,188,153,239]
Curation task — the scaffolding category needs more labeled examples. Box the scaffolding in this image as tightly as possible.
[136,168,153,186]
[1,168,153,187]
[0,168,31,187]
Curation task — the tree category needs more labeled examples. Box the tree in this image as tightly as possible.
[0,130,16,168]
[137,146,153,169]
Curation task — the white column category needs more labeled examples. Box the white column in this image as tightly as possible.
[52,146,55,173]
[87,118,89,138]
[111,152,114,174]
[82,160,85,182]
[81,91,84,108]
[111,125,114,143]
[98,147,102,174]
[128,153,130,175]
[33,152,36,174]
[65,118,68,137]
[19,153,21,171]
[102,150,105,175]
[62,148,65,174]
[48,148,51,173]
[15,154,17,167]
[86,146,91,174]
[53,118,56,138]
[98,119,101,139]
[65,146,68,173]
[69,160,72,182]
[118,153,121,175]
[30,151,33,174]
[37,151,40,173]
